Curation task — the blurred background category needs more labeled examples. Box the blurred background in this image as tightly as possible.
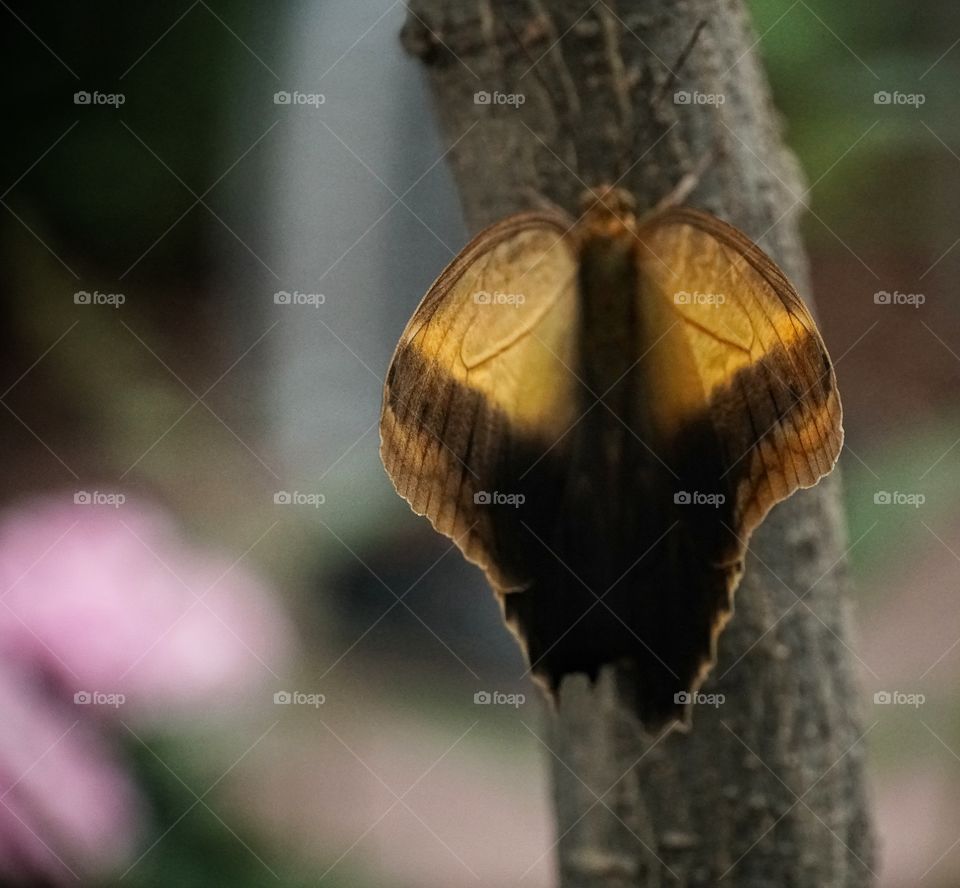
[0,1,956,885]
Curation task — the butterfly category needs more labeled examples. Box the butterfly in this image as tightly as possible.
[379,185,842,730]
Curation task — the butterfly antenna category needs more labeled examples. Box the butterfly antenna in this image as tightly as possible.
[651,145,717,213]
[647,20,721,212]
[651,19,708,111]
[503,10,583,209]
[504,10,580,119]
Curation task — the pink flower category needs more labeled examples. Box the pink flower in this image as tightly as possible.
[0,496,292,722]
[0,660,142,884]
[0,495,294,883]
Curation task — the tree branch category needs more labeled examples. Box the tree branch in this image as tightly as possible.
[402,1,875,884]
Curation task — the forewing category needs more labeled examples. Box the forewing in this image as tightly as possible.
[380,211,580,591]
[637,206,843,541]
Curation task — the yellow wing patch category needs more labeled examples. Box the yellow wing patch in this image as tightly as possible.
[637,206,843,538]
[381,211,580,589]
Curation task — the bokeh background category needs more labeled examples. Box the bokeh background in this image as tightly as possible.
[0,1,957,885]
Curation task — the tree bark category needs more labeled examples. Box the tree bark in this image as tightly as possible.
[401,1,875,885]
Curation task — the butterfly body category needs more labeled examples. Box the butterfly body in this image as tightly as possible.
[380,186,842,729]
[576,196,641,404]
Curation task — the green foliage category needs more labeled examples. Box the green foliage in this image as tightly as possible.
[103,736,361,888]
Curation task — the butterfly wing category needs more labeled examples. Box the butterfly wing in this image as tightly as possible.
[558,206,843,726]
[380,210,581,592]
[380,197,842,731]
[636,206,843,541]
